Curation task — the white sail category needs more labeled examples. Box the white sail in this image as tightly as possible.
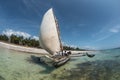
[39,8,62,55]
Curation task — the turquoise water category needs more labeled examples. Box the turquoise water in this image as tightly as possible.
[0,47,120,80]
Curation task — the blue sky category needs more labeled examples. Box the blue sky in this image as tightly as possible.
[0,0,120,50]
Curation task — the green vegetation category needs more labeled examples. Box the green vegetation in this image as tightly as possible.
[0,34,39,48]
[63,46,86,51]
[0,34,9,42]
[0,34,85,50]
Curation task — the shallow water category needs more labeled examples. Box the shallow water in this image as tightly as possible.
[0,47,120,80]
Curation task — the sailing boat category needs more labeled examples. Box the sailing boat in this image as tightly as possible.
[39,8,70,67]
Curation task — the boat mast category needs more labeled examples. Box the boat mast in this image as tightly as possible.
[53,9,63,51]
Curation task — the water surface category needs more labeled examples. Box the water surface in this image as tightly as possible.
[0,47,120,80]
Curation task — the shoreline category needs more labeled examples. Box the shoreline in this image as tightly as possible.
[0,41,48,55]
[0,41,93,55]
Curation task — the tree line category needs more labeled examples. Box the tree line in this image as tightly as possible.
[63,46,86,51]
[0,34,86,50]
[0,34,39,48]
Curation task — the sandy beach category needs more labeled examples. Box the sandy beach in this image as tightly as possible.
[0,41,93,56]
[0,41,48,55]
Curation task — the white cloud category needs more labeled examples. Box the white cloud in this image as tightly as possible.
[110,28,119,33]
[22,0,43,17]
[32,36,39,40]
[2,29,40,40]
[62,41,78,48]
[94,34,113,42]
[78,24,85,27]
[91,25,120,43]
[69,45,78,48]
[109,25,120,33]
[81,45,96,50]
[2,29,31,38]
[62,41,69,46]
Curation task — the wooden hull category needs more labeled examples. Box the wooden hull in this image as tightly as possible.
[35,56,70,67]
[53,57,70,67]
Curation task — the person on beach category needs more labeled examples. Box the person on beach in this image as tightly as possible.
[53,51,71,57]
